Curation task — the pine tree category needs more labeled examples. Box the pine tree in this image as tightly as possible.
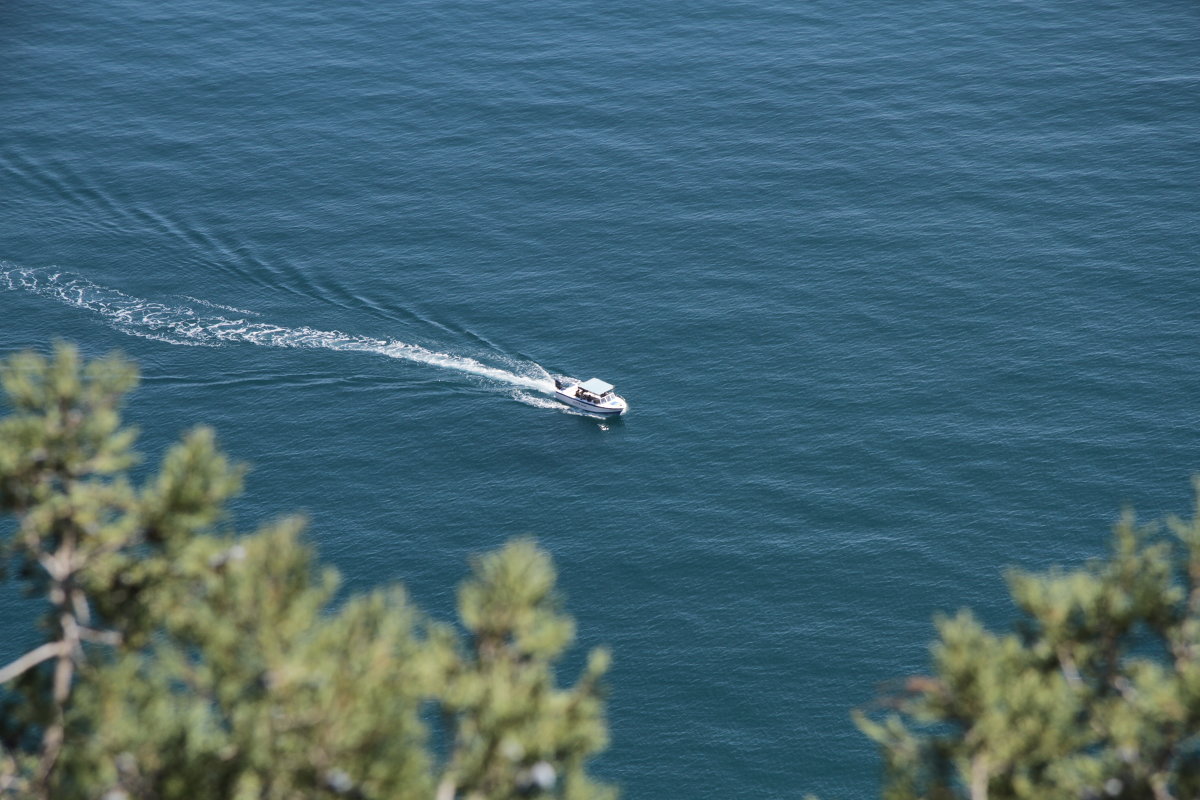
[0,343,613,799]
[857,494,1200,800]
[436,539,613,800]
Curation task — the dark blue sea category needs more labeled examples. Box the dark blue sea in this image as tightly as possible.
[2,1,1198,796]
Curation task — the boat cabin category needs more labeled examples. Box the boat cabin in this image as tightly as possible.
[574,378,615,403]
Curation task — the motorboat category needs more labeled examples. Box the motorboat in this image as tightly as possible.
[553,377,628,416]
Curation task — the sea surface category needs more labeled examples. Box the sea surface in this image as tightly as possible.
[2,1,1198,796]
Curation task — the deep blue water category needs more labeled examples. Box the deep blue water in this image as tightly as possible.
[2,1,1199,796]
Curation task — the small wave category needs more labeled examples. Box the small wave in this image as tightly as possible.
[181,295,261,316]
[1,266,558,395]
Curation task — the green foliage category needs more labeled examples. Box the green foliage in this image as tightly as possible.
[0,343,613,799]
[857,491,1200,800]
[440,540,613,800]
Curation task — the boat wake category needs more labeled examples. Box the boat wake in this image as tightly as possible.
[1,266,564,401]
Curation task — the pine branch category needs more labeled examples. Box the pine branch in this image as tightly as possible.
[0,641,64,685]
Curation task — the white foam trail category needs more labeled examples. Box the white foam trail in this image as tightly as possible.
[512,391,566,411]
[2,267,558,394]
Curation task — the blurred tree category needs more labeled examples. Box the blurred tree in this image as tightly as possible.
[857,494,1200,800]
[0,343,612,800]
[437,539,612,800]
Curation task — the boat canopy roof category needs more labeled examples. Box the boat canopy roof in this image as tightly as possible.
[579,378,614,395]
